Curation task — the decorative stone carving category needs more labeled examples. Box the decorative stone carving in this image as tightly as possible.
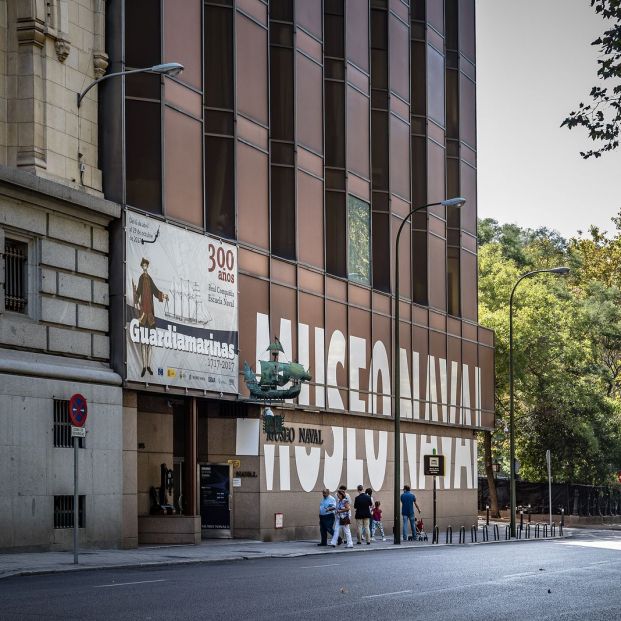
[55,36,71,62]
[93,51,109,78]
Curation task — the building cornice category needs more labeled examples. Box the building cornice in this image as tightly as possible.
[0,166,121,224]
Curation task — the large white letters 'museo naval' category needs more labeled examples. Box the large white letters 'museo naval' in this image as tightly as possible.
[255,313,481,425]
[259,424,476,493]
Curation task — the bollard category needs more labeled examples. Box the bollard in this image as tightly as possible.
[433,525,439,544]
[561,508,565,529]
[486,504,490,526]
[526,523,531,539]
[471,525,477,543]
[482,525,489,542]
[552,522,556,537]
[535,523,540,538]
[559,522,563,536]
[459,525,466,544]
[543,523,548,538]
[505,525,510,540]
[520,510,524,534]
[517,526,522,539]
[493,524,499,541]
[446,525,453,544]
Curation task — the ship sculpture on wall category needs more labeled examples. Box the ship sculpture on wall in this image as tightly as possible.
[243,337,312,400]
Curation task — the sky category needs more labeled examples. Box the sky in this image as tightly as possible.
[476,0,621,239]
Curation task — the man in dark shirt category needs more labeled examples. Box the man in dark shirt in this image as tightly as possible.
[401,485,421,541]
[354,484,373,545]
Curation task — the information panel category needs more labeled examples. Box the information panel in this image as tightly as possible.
[125,211,238,392]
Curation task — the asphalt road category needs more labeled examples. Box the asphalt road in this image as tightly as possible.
[1,530,621,621]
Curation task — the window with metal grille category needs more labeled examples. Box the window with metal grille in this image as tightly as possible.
[4,239,28,314]
[53,495,85,529]
[53,400,85,448]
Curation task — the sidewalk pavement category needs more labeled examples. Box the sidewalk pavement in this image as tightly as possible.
[0,536,430,579]
[1,525,575,581]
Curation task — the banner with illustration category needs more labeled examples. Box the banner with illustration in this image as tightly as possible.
[125,211,238,392]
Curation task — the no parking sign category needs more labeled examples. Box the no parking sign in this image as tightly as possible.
[69,393,88,427]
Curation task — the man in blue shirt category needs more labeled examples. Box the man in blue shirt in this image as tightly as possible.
[400,485,421,541]
[318,489,337,546]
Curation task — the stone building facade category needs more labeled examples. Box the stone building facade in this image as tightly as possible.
[0,0,122,551]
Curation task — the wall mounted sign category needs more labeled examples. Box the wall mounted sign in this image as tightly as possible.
[125,211,238,392]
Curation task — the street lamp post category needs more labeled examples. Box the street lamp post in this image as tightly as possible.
[393,196,465,544]
[508,266,570,538]
[77,62,184,107]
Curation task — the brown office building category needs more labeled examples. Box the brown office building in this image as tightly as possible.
[102,0,494,546]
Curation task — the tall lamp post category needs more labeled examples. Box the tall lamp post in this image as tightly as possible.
[77,62,184,107]
[509,266,570,537]
[393,196,465,544]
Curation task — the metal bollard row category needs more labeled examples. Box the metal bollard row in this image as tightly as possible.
[459,525,466,544]
[493,524,499,541]
[482,525,489,542]
[433,525,439,544]
[446,525,453,544]
[470,525,477,543]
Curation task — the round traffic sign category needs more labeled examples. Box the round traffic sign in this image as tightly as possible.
[69,393,88,427]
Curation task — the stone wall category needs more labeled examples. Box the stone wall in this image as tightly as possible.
[0,0,107,191]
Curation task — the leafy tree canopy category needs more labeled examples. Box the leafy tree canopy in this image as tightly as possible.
[562,0,621,158]
[478,214,621,485]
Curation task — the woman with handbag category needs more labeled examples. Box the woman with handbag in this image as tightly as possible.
[330,490,353,548]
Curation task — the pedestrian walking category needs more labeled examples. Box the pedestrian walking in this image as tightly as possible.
[400,485,421,541]
[366,488,375,539]
[318,489,336,546]
[336,485,351,545]
[330,490,353,548]
[354,485,373,545]
[371,501,386,540]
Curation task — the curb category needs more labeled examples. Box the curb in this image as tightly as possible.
[0,534,569,581]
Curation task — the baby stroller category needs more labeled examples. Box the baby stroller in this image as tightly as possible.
[416,517,428,541]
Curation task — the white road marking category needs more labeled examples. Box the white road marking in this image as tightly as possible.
[364,590,413,599]
[94,579,167,588]
[299,563,341,569]
[558,539,621,551]
[503,571,537,578]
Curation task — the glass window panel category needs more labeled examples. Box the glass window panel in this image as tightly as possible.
[325,59,345,80]
[371,110,388,190]
[204,6,233,109]
[325,168,346,190]
[296,53,323,154]
[238,142,269,249]
[270,0,293,22]
[163,0,201,88]
[126,73,160,100]
[389,16,409,101]
[236,14,268,124]
[126,0,160,68]
[270,46,294,141]
[372,211,390,292]
[371,190,388,212]
[324,2,344,59]
[271,141,295,165]
[445,0,458,50]
[271,165,296,259]
[459,0,475,61]
[459,73,476,147]
[446,247,461,317]
[411,135,427,208]
[347,195,371,286]
[371,49,388,91]
[126,99,161,213]
[326,190,346,277]
[270,22,293,47]
[346,86,370,178]
[205,135,235,238]
[346,0,369,71]
[390,114,410,200]
[371,9,388,52]
[411,41,426,116]
[427,45,445,127]
[204,110,235,135]
[325,81,345,168]
[446,68,459,139]
[297,171,324,268]
[165,107,203,227]
[295,0,322,37]
[412,229,427,305]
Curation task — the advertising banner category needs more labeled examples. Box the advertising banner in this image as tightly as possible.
[125,211,238,393]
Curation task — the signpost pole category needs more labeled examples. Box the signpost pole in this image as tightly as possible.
[73,435,78,564]
[546,449,552,528]
[432,449,437,540]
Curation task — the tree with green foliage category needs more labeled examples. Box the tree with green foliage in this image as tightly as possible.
[478,215,621,510]
[562,0,621,158]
